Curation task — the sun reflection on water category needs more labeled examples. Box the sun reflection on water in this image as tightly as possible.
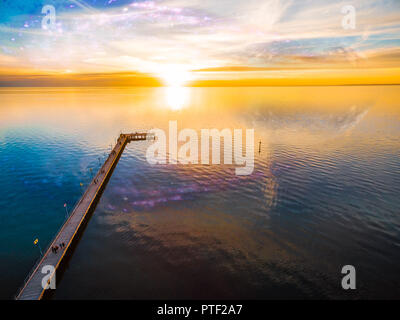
[165,86,190,111]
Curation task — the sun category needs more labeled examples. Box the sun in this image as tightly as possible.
[157,65,192,110]
[158,65,192,87]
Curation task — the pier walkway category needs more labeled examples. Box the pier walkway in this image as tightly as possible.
[16,132,154,300]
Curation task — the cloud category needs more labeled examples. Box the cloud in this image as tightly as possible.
[0,0,399,80]
[0,70,162,86]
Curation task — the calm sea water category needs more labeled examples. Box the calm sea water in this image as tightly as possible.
[1,86,400,299]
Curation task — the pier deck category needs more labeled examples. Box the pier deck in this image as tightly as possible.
[16,132,153,300]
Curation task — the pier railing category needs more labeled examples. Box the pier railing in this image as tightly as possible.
[14,155,107,299]
[14,131,155,299]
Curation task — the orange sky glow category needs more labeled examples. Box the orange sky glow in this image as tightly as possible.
[1,0,399,86]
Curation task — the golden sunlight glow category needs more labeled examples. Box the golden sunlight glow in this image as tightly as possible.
[2,1,400,87]
[158,65,192,110]
[165,86,190,111]
[158,65,192,87]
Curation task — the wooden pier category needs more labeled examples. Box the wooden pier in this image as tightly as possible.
[16,132,154,300]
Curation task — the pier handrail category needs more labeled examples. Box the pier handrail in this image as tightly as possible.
[14,142,118,299]
[14,131,155,299]
[14,167,102,298]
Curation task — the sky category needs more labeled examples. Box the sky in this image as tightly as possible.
[0,0,399,86]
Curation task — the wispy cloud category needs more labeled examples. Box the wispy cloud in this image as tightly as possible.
[0,0,399,82]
